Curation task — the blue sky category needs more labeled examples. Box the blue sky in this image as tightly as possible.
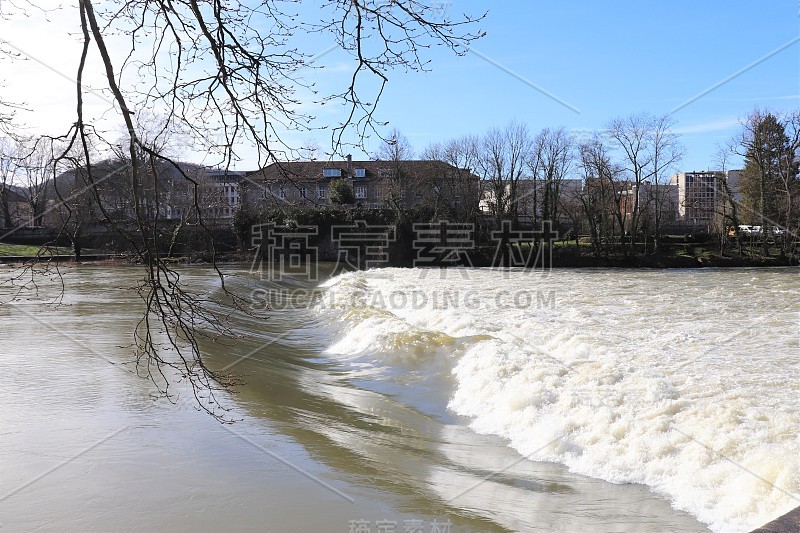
[308,1,800,171]
[2,1,799,172]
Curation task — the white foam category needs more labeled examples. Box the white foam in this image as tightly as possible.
[315,267,800,532]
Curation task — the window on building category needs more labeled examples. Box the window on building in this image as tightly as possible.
[278,187,286,199]
[299,186,307,198]
[323,168,341,178]
[317,186,326,199]
[354,168,366,178]
[354,186,367,199]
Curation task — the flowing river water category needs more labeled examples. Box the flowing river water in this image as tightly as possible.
[0,264,798,532]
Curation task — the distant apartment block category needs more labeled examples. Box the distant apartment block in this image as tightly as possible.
[669,170,741,227]
[244,157,481,215]
[200,168,245,219]
[45,161,246,228]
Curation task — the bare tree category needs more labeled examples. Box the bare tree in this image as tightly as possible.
[443,135,483,221]
[558,187,585,247]
[607,113,682,255]
[374,128,415,211]
[0,136,18,228]
[375,128,414,162]
[606,114,653,254]
[712,144,744,256]
[577,135,624,258]
[47,146,101,261]
[478,122,532,225]
[0,0,484,420]
[529,127,574,228]
[0,49,20,135]
[421,134,482,221]
[646,115,683,253]
[19,136,54,227]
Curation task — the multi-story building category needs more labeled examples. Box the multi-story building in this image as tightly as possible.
[198,168,245,219]
[669,170,741,228]
[244,157,481,216]
[46,161,245,227]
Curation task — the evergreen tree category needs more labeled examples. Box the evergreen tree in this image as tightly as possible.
[328,178,355,205]
[739,112,795,227]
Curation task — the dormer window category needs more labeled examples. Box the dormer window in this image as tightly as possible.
[354,168,366,178]
[323,168,341,178]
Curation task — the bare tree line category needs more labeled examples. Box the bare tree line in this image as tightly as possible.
[0,136,52,229]
[409,113,684,258]
[410,109,798,260]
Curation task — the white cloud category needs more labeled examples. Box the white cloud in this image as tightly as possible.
[673,118,741,135]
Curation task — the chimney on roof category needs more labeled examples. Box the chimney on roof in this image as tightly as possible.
[346,154,353,179]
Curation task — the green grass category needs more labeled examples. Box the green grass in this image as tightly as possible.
[551,240,593,247]
[0,243,76,257]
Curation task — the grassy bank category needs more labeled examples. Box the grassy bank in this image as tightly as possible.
[0,243,119,264]
[0,243,74,257]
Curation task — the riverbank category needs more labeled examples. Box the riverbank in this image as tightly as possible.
[0,254,124,265]
[468,238,799,268]
[543,248,799,268]
[2,239,797,269]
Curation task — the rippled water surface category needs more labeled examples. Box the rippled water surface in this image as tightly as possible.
[1,264,797,532]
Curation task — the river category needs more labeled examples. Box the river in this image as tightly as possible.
[0,264,797,532]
